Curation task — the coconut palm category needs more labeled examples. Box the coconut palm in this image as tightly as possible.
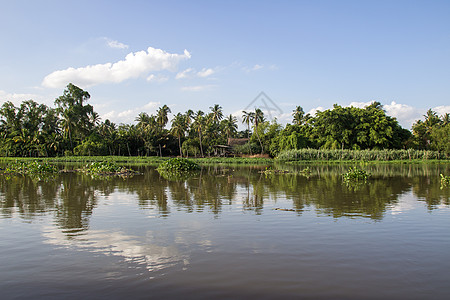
[242,110,254,155]
[209,104,223,125]
[193,110,206,157]
[292,106,305,125]
[156,105,171,129]
[253,108,265,154]
[171,113,187,157]
[222,114,238,141]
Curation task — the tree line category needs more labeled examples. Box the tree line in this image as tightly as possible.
[1,83,449,157]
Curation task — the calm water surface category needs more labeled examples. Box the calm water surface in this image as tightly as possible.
[1,163,450,299]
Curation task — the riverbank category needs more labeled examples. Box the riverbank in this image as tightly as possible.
[1,153,449,166]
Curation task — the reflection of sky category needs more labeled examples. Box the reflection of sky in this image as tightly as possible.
[389,193,419,215]
[42,226,190,272]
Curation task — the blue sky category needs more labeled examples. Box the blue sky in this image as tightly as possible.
[1,0,450,129]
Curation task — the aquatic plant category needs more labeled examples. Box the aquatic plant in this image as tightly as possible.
[157,158,200,181]
[440,174,450,189]
[3,161,58,175]
[157,158,200,172]
[82,161,137,176]
[343,167,370,182]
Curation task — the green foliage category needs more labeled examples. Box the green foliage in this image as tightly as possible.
[156,157,200,181]
[3,160,58,174]
[1,84,448,159]
[157,157,200,172]
[440,174,450,189]
[343,167,370,183]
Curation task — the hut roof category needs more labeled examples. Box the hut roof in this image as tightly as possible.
[227,138,249,146]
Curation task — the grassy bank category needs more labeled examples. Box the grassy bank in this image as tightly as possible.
[1,149,450,166]
[0,156,273,166]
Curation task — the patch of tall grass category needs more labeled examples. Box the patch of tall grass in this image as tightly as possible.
[276,149,448,162]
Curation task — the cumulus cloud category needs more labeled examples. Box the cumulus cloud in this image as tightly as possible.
[104,38,129,49]
[42,47,191,88]
[181,85,216,92]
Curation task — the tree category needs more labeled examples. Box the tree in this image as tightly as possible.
[209,104,223,125]
[252,108,265,153]
[193,110,206,157]
[292,106,305,125]
[156,105,171,129]
[222,114,238,141]
[242,110,253,155]
[171,113,187,157]
[54,83,96,149]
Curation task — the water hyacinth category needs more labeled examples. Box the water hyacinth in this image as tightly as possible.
[440,174,450,189]
[3,161,58,174]
[343,167,371,182]
[157,158,200,172]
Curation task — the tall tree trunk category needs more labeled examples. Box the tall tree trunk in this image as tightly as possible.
[178,136,182,157]
[247,123,252,155]
[255,125,263,154]
[199,130,204,157]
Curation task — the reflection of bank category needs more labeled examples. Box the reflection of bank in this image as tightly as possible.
[42,227,190,273]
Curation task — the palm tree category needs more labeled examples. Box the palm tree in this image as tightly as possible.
[242,110,253,155]
[193,110,205,157]
[292,106,304,125]
[209,104,223,125]
[222,114,238,141]
[156,105,171,129]
[171,113,187,157]
[253,108,265,154]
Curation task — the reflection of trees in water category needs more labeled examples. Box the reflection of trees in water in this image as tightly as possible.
[55,174,99,232]
[411,176,450,209]
[0,176,59,219]
[1,164,449,229]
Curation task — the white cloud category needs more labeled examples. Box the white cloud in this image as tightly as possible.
[181,85,216,92]
[175,68,195,79]
[176,67,216,79]
[104,38,129,49]
[252,64,263,71]
[307,106,324,116]
[384,101,421,129]
[242,64,264,73]
[100,101,161,124]
[197,68,215,77]
[348,101,373,108]
[0,90,39,106]
[433,105,450,116]
[42,47,191,88]
[146,74,169,83]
